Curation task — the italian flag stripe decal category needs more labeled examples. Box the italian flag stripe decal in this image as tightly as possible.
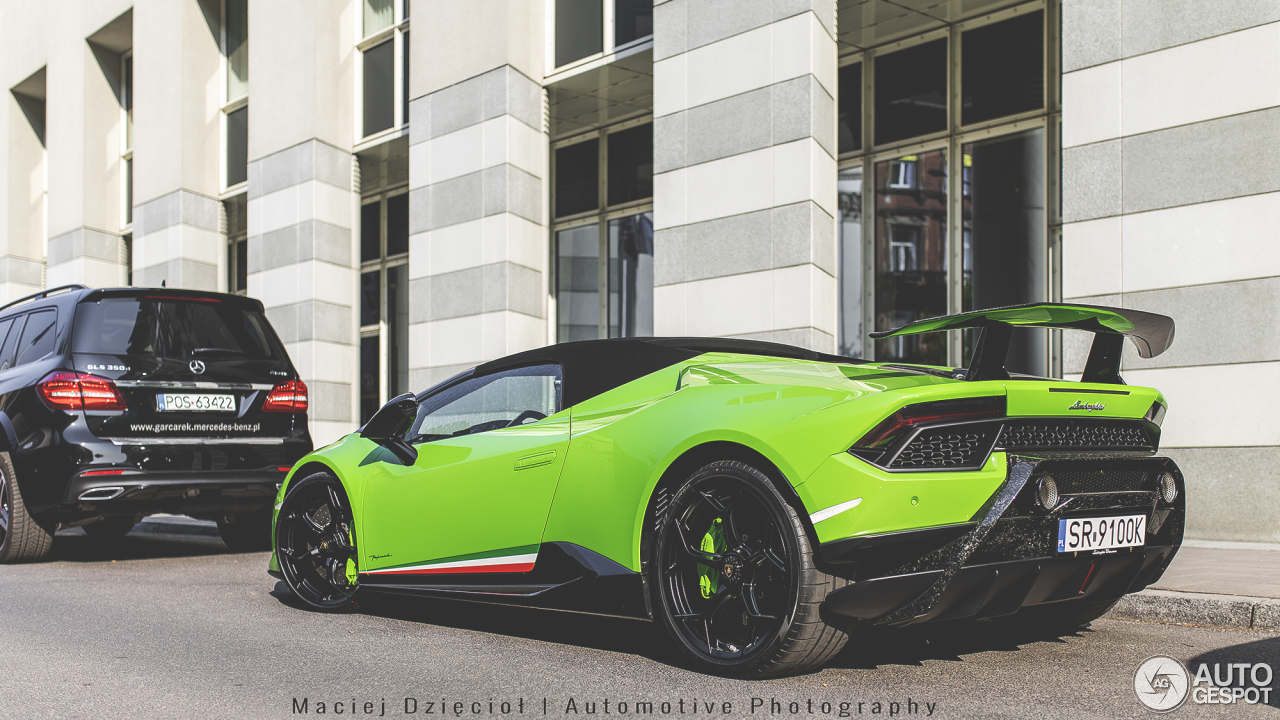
[363,545,539,576]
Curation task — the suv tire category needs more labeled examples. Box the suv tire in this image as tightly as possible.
[0,452,55,563]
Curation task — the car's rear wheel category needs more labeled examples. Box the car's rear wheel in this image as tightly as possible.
[650,460,848,677]
[82,517,136,538]
[218,510,272,552]
[0,452,54,563]
[275,472,359,611]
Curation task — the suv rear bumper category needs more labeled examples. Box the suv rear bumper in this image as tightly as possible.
[63,469,287,519]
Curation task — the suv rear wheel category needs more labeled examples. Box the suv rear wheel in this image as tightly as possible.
[0,453,54,563]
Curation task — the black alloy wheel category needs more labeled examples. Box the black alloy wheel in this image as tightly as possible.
[275,473,360,611]
[651,460,849,677]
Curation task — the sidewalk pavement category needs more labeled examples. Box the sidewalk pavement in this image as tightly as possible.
[126,516,1279,633]
[1106,542,1280,632]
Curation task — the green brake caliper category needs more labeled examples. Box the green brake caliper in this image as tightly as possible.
[698,518,724,599]
[345,527,359,585]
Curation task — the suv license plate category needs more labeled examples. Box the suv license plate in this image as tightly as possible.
[156,393,236,412]
[1057,514,1146,553]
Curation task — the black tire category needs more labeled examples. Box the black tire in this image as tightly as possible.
[994,598,1120,636]
[274,472,360,612]
[218,510,273,552]
[82,517,136,538]
[649,460,848,678]
[0,452,54,563]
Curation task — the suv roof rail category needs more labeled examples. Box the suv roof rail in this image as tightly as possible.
[0,284,88,314]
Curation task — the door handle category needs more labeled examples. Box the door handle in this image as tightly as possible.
[514,450,556,471]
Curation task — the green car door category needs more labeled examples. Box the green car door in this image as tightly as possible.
[358,364,568,577]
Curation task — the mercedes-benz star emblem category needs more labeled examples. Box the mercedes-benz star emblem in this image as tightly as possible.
[189,360,206,375]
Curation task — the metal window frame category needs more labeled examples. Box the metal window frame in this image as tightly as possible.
[355,0,411,144]
[544,0,655,80]
[220,0,249,194]
[836,0,1060,373]
[359,186,411,410]
[549,116,654,341]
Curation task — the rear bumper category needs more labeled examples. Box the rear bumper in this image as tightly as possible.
[819,453,1184,625]
[62,469,287,519]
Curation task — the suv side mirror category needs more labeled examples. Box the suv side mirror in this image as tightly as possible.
[360,393,419,464]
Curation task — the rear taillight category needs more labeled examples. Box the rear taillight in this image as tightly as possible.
[38,372,128,411]
[263,379,308,413]
[852,396,1005,451]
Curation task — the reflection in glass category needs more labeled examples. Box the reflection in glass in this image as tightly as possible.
[874,150,947,365]
[226,106,248,186]
[962,11,1043,126]
[363,0,394,37]
[125,158,133,225]
[837,167,863,356]
[615,0,653,47]
[608,213,654,338]
[402,30,410,126]
[360,335,380,424]
[837,63,862,155]
[607,124,653,206]
[556,224,600,342]
[363,39,395,137]
[874,39,947,146]
[387,194,409,256]
[962,130,1046,374]
[555,139,599,218]
[387,264,409,397]
[361,202,381,262]
[226,0,249,101]
[124,55,133,150]
[555,0,603,68]
[360,270,380,328]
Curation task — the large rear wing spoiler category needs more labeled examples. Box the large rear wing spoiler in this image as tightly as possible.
[869,303,1175,384]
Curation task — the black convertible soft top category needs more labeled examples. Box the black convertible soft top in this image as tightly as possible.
[470,337,862,409]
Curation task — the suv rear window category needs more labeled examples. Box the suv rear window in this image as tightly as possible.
[72,298,284,360]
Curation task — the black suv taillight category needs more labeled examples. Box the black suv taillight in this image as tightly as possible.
[37,371,128,411]
[263,379,308,413]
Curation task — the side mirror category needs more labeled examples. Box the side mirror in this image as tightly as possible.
[360,392,419,464]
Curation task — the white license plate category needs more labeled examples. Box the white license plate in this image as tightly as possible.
[156,393,236,412]
[1057,514,1146,553]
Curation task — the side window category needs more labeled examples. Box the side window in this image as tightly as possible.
[0,315,26,372]
[407,364,562,443]
[14,309,57,368]
[0,319,15,369]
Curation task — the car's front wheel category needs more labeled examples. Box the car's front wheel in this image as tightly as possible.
[275,472,360,611]
[0,452,54,563]
[650,460,849,677]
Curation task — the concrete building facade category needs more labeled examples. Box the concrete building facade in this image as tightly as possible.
[1,0,1275,541]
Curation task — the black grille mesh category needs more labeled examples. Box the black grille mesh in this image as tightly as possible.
[890,428,997,469]
[998,420,1152,450]
[1049,469,1150,494]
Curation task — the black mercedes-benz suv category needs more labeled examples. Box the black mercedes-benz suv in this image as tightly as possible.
[0,285,312,562]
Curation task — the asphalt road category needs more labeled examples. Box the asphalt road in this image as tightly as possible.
[0,531,1276,720]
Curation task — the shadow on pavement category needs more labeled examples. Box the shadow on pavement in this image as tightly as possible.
[50,528,234,562]
[1188,635,1280,709]
[827,618,1084,670]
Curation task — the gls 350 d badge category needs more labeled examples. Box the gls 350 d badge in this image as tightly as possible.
[1069,400,1106,411]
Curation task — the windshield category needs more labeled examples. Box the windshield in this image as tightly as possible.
[72,297,284,360]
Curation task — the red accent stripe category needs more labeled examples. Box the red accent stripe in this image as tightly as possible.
[364,562,535,576]
[1078,562,1097,594]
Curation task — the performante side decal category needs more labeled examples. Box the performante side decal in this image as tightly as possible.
[362,544,540,576]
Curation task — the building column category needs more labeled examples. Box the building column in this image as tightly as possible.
[652,0,839,351]
[406,0,548,389]
[45,11,132,289]
[246,0,357,445]
[131,0,223,290]
[1,69,47,301]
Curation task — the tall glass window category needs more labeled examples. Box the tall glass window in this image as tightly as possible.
[836,2,1055,372]
[225,194,248,295]
[359,192,410,423]
[121,51,133,228]
[553,0,653,71]
[552,121,654,341]
[223,0,248,189]
[360,0,409,139]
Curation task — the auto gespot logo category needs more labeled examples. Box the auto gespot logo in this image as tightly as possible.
[1134,656,1274,712]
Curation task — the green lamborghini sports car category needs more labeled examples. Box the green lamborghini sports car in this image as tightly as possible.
[269,303,1183,677]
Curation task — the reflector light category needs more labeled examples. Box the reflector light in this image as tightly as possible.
[37,372,128,411]
[276,466,292,473]
[81,469,126,476]
[263,379,308,413]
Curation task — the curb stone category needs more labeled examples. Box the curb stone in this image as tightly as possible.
[1106,589,1280,632]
